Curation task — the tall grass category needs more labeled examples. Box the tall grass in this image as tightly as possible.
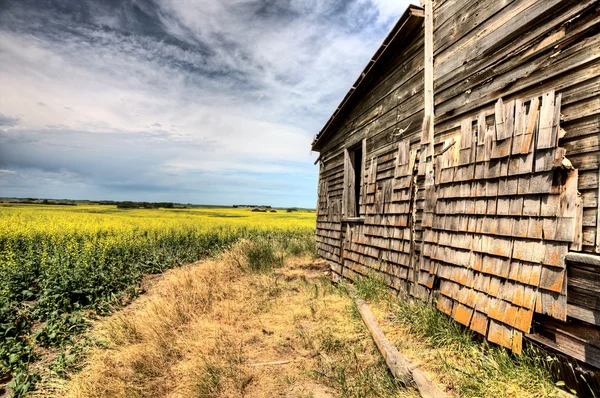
[390,295,558,397]
[353,274,559,397]
[228,232,317,273]
[354,273,390,303]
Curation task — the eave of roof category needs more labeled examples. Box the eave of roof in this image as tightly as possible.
[311,4,424,152]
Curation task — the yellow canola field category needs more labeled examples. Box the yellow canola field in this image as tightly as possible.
[0,203,316,383]
[0,204,315,237]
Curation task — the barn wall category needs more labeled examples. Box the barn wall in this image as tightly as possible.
[432,0,599,252]
[316,25,425,274]
[430,0,600,368]
[314,0,600,372]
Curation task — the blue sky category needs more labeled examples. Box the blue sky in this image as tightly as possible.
[0,0,413,208]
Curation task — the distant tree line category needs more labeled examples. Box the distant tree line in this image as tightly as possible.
[1,197,315,212]
[0,198,77,206]
[116,201,174,209]
[233,205,272,209]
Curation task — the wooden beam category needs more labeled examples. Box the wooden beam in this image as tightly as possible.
[422,0,434,148]
[596,167,600,253]
[347,287,447,397]
[565,252,600,268]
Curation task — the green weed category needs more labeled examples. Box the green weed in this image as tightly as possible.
[245,238,285,272]
[354,274,389,303]
[388,296,558,397]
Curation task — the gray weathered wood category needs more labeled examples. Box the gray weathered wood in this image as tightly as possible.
[343,149,350,218]
[565,252,600,267]
[597,166,600,253]
[421,0,434,149]
[568,304,600,327]
[348,286,447,397]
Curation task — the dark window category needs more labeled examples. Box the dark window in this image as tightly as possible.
[344,143,363,218]
[352,145,362,217]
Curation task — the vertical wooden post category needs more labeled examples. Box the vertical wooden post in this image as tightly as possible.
[420,0,435,182]
[419,0,435,282]
[596,167,600,253]
[423,0,434,148]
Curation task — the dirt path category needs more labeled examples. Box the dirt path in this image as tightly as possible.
[54,255,418,398]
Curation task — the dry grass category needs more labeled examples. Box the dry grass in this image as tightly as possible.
[354,275,561,398]
[55,242,417,398]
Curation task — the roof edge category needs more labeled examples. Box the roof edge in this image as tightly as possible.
[311,4,424,152]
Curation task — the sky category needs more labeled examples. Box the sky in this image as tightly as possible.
[0,0,414,208]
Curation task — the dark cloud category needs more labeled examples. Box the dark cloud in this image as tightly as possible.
[0,113,20,126]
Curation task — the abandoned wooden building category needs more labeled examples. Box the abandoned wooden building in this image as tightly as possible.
[312,0,600,385]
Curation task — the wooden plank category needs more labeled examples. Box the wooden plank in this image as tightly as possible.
[360,139,367,216]
[537,91,556,149]
[436,13,600,136]
[597,166,600,253]
[562,112,600,142]
[433,0,515,56]
[570,194,584,251]
[435,0,598,92]
[523,97,539,154]
[435,31,600,125]
[568,286,600,312]
[349,157,357,218]
[488,318,522,353]
[421,0,434,149]
[565,252,600,267]
[348,287,448,397]
[435,0,567,82]
[561,132,600,156]
[343,149,350,218]
[527,328,600,369]
[568,266,600,294]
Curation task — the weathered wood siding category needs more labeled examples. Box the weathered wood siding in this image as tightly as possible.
[432,0,599,252]
[430,0,600,366]
[317,24,425,280]
[314,0,600,370]
[421,92,576,353]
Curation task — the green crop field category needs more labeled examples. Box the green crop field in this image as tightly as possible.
[0,204,315,394]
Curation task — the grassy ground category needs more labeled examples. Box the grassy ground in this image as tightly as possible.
[353,276,564,398]
[51,241,417,398]
[0,204,314,396]
[44,245,565,398]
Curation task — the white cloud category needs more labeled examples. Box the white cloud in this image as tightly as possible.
[0,0,414,206]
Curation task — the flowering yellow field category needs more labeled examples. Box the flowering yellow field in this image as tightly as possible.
[0,204,315,392]
[0,204,316,236]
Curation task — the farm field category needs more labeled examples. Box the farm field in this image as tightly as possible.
[0,204,315,395]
